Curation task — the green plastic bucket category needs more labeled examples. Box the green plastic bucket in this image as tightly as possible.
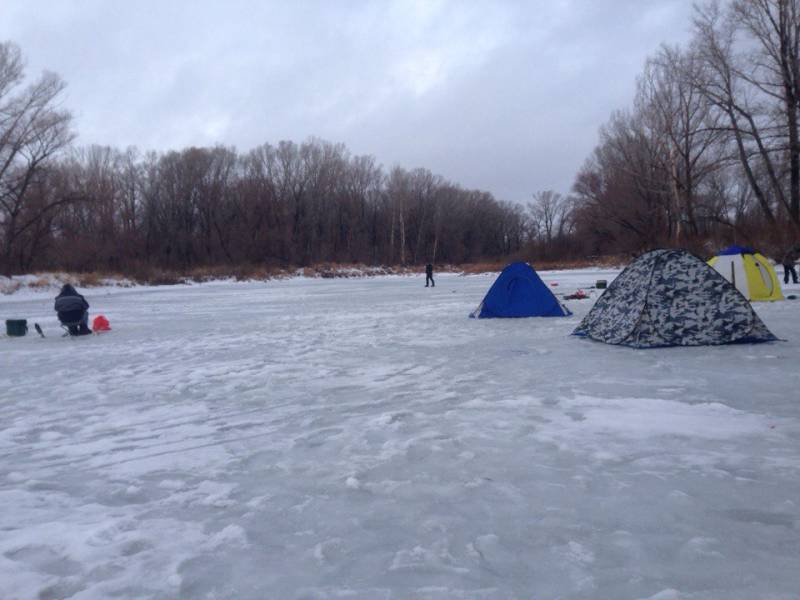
[5,319,28,337]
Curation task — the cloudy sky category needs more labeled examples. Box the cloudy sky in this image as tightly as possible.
[1,0,693,202]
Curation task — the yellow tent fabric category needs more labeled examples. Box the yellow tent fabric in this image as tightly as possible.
[708,252,784,301]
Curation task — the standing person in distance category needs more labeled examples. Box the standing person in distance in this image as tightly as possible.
[782,244,800,285]
[425,263,435,288]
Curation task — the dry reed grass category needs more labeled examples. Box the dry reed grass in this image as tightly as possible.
[4,257,627,292]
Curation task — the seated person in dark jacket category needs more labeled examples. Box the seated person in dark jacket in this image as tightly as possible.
[54,284,91,335]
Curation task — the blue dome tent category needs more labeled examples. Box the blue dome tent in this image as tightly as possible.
[470,262,571,318]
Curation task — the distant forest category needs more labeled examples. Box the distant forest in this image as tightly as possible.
[2,0,800,276]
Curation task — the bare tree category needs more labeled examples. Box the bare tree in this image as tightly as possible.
[0,41,74,273]
[528,190,563,245]
[638,44,725,239]
[732,0,800,224]
[691,1,800,231]
[386,167,410,264]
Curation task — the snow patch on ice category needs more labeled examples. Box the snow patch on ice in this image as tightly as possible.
[389,543,469,574]
[206,524,248,550]
[639,590,681,600]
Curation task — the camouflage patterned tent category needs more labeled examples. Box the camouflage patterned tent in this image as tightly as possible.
[573,249,777,348]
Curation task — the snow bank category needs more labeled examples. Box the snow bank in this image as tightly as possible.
[0,273,137,297]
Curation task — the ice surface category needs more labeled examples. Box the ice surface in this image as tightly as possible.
[1,270,799,599]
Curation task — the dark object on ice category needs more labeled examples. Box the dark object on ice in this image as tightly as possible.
[595,280,607,289]
[425,263,435,287]
[471,262,571,318]
[573,249,777,348]
[5,319,28,337]
[34,323,45,338]
[564,290,589,300]
[54,284,92,336]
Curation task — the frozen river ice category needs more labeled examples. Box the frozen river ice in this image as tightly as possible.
[1,270,799,599]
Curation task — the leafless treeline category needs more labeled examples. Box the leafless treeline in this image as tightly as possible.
[563,0,800,258]
[1,41,525,275]
[8,0,799,275]
[41,142,525,274]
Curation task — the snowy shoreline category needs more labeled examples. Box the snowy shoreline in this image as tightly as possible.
[0,265,617,302]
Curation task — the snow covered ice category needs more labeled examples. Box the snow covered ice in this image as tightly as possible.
[1,270,799,600]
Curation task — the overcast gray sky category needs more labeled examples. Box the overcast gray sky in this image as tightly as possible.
[1,0,694,202]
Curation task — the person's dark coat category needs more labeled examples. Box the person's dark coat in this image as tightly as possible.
[783,245,800,284]
[782,246,800,267]
[425,263,435,287]
[54,284,92,334]
[54,284,89,314]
